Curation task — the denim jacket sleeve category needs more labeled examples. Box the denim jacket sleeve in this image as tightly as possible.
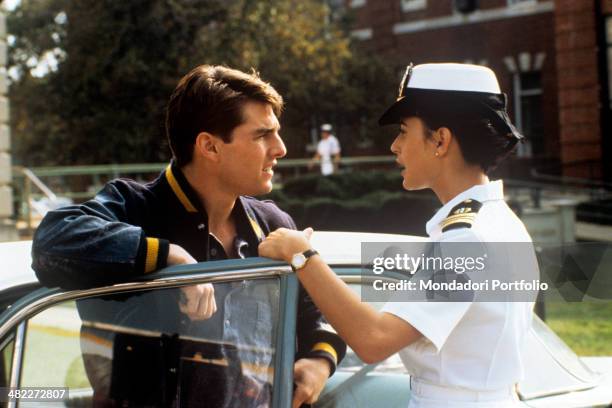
[31,179,169,290]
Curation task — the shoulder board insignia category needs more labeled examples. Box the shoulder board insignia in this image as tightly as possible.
[440,199,483,233]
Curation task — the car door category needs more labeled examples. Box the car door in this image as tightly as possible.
[0,258,297,408]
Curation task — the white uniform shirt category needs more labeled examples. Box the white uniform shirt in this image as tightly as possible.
[381,180,535,407]
[316,135,341,175]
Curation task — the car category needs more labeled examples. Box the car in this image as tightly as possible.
[0,232,611,407]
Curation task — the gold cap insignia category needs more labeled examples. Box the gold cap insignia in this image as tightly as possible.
[397,63,414,101]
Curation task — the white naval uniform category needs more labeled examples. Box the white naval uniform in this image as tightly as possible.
[316,135,341,175]
[382,180,536,408]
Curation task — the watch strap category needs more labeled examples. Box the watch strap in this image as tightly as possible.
[303,249,319,259]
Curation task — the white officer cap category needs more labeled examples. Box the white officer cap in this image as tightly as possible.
[321,123,333,132]
[405,63,501,93]
[378,63,523,142]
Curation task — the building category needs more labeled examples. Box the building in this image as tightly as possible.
[0,8,17,242]
[346,0,610,181]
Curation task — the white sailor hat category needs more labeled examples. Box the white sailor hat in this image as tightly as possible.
[321,123,333,132]
[379,63,523,142]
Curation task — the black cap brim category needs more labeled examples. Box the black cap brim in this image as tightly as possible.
[378,88,524,142]
[378,97,409,126]
[378,88,458,126]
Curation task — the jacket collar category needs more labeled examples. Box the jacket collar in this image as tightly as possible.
[165,162,199,213]
[425,180,504,237]
[164,161,265,242]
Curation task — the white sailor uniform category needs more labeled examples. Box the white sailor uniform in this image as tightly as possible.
[382,180,536,408]
[316,135,341,176]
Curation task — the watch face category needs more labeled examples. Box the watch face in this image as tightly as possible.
[292,253,307,270]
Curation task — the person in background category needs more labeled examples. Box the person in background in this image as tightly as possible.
[311,123,341,175]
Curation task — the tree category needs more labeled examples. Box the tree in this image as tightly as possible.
[10,0,225,165]
[8,0,396,165]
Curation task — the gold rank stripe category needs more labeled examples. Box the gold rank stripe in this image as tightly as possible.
[312,342,338,365]
[165,165,198,213]
[144,237,159,273]
[440,214,476,229]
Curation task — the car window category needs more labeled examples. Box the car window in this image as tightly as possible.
[16,277,280,407]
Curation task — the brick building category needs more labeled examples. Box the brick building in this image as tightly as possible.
[345,0,610,181]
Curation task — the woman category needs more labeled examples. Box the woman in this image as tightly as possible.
[259,63,537,408]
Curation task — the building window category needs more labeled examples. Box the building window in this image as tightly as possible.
[401,0,426,12]
[508,0,537,6]
[514,72,544,157]
[350,28,373,41]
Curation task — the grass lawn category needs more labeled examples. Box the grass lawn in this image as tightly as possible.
[545,301,612,356]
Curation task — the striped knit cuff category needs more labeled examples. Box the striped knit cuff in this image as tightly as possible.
[306,342,338,376]
[139,237,169,274]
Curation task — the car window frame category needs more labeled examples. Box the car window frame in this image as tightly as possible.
[0,257,297,408]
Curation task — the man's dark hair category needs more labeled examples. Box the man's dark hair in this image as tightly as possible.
[420,114,519,174]
[166,65,284,167]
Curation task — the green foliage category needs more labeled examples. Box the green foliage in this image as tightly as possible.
[266,171,439,235]
[8,0,397,165]
[9,0,224,165]
[280,170,405,199]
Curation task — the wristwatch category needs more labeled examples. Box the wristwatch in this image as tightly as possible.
[290,249,319,272]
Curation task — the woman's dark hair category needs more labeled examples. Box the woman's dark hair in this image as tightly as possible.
[166,65,284,167]
[419,113,519,173]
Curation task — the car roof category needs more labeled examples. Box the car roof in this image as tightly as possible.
[0,231,427,291]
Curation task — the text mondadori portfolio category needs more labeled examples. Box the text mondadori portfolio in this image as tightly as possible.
[372,279,548,291]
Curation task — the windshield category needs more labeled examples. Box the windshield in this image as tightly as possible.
[518,315,600,400]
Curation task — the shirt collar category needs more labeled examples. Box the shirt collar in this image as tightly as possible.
[425,180,504,237]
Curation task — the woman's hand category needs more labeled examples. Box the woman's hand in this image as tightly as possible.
[259,227,314,263]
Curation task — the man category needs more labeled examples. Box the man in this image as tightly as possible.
[311,123,341,175]
[32,65,345,407]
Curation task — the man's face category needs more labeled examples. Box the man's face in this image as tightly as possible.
[321,131,330,139]
[216,101,286,196]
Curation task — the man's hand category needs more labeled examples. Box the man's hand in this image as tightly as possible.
[167,244,217,321]
[292,357,331,408]
[167,243,197,265]
[179,283,217,321]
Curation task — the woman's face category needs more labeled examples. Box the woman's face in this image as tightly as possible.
[390,117,439,191]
